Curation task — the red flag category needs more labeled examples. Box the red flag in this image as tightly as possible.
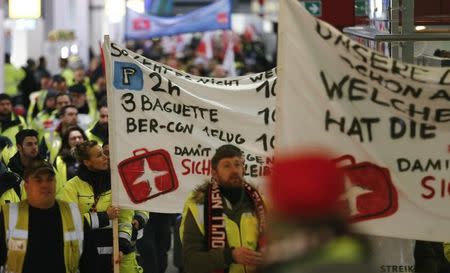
[196,32,213,60]
[99,41,105,77]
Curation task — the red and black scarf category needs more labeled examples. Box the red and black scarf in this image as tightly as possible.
[204,181,266,271]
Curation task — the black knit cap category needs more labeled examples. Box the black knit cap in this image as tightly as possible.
[68,83,87,94]
[52,74,65,83]
[211,144,243,170]
[45,89,58,98]
[41,70,51,78]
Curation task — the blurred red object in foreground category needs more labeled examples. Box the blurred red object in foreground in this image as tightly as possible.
[269,153,345,219]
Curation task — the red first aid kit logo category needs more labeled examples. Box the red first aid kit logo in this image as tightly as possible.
[216,12,229,24]
[336,155,398,223]
[133,18,151,31]
[118,148,179,204]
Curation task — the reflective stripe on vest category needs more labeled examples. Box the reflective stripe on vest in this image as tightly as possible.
[7,203,25,241]
[55,156,68,189]
[182,199,259,273]
[4,201,83,273]
[67,202,84,255]
[137,229,144,240]
[97,247,113,255]
[119,231,132,242]
[90,212,100,229]
[44,131,61,164]
[196,204,204,228]
[7,203,17,240]
[118,222,133,242]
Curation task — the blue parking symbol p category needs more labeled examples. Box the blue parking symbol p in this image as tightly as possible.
[113,62,143,91]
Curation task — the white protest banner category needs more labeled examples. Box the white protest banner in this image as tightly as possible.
[276,0,450,241]
[0,0,4,92]
[103,36,276,213]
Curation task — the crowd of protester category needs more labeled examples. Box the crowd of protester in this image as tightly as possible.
[2,29,449,273]
[0,30,276,273]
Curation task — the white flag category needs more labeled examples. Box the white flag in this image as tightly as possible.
[276,0,450,242]
[222,37,236,77]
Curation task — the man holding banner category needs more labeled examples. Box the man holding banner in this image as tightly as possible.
[180,144,266,273]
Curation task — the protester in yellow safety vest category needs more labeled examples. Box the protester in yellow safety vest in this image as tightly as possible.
[7,130,41,179]
[26,72,53,124]
[0,161,23,205]
[55,126,87,186]
[0,142,24,205]
[72,67,97,110]
[6,129,67,195]
[0,94,27,146]
[102,141,148,273]
[0,183,25,205]
[33,93,72,140]
[180,144,266,273]
[55,93,72,111]
[52,74,69,94]
[86,103,108,145]
[68,84,97,131]
[1,144,16,167]
[3,53,25,97]
[60,58,74,86]
[57,140,143,273]
[0,135,13,164]
[40,105,79,164]
[0,160,84,273]
[29,91,58,140]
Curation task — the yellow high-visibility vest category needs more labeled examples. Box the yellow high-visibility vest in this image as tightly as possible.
[2,200,83,273]
[181,195,260,273]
